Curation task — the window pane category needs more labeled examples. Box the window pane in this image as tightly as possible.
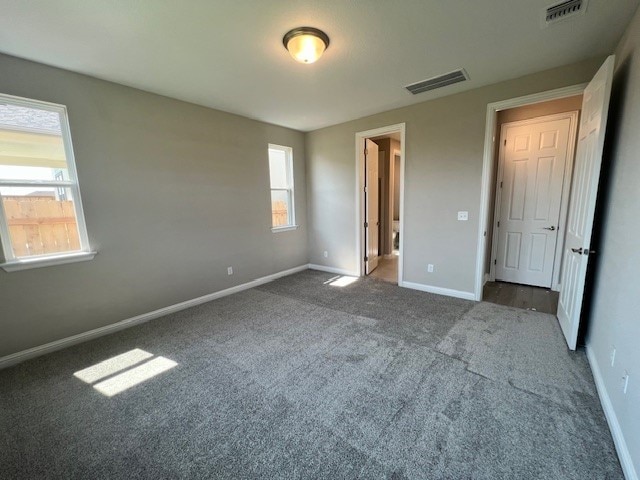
[0,165,69,182]
[0,104,69,179]
[268,149,288,188]
[271,190,290,227]
[1,186,81,258]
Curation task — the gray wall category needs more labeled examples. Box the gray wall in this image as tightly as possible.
[0,53,307,358]
[306,57,604,294]
[587,7,640,474]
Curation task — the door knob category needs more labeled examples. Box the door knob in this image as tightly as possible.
[543,226,556,231]
[571,247,583,254]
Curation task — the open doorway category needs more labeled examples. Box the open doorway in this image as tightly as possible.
[483,95,583,313]
[476,57,614,350]
[355,124,405,285]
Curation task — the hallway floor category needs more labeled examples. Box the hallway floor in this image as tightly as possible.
[483,281,559,314]
[368,255,398,284]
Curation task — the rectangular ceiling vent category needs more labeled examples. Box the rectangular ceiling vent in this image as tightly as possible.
[405,69,469,95]
[544,0,587,26]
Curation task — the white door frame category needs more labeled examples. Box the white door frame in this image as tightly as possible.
[489,111,579,290]
[355,123,406,283]
[475,84,587,301]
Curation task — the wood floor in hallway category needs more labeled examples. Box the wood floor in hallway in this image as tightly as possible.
[483,281,559,314]
[368,256,398,284]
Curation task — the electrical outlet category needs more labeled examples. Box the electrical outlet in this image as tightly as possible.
[227,267,233,275]
[323,251,329,258]
[427,264,434,273]
[622,372,629,394]
[457,211,469,221]
[610,347,616,367]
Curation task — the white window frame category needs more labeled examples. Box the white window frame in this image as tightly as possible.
[268,144,297,232]
[0,93,95,272]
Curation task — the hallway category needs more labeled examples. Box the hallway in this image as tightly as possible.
[369,256,398,284]
[483,281,559,314]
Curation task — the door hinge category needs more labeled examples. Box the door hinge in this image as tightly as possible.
[364,222,369,227]
[497,221,500,227]
[494,259,497,265]
[504,139,507,146]
[364,256,369,262]
[500,181,503,188]
[364,148,368,155]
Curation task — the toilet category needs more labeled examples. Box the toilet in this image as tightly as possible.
[392,220,400,250]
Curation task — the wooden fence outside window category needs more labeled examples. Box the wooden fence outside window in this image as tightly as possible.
[272,200,289,227]
[2,195,80,257]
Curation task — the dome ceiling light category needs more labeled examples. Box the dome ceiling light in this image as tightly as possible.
[283,27,330,64]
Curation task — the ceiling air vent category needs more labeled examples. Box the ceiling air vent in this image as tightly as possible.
[544,0,587,26]
[405,69,469,95]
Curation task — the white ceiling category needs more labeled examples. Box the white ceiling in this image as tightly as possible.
[0,1,638,131]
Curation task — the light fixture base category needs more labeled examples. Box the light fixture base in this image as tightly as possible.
[282,27,330,50]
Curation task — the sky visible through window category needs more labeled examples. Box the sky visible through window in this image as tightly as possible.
[269,148,288,188]
[0,103,67,195]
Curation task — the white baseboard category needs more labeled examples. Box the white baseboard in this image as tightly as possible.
[0,264,309,370]
[308,264,358,277]
[400,281,476,301]
[586,345,638,480]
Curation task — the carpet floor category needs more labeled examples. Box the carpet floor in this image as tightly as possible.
[0,269,623,479]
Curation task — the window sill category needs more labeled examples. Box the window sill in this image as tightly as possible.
[1,251,97,272]
[271,225,299,233]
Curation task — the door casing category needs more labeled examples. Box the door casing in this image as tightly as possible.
[489,111,579,290]
[475,84,587,301]
[355,123,406,282]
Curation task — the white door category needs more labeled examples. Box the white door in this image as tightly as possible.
[494,114,574,287]
[365,139,379,274]
[558,56,615,350]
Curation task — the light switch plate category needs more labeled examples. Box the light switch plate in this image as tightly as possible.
[457,211,469,221]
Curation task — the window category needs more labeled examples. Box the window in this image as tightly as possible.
[0,93,93,271]
[268,144,296,230]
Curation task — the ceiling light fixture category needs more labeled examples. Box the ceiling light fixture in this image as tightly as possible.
[283,27,329,64]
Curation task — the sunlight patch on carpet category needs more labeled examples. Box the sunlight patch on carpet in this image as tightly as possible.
[74,348,154,383]
[74,348,177,396]
[93,357,177,397]
[329,276,358,287]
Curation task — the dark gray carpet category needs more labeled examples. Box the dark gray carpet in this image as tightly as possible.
[0,269,623,479]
